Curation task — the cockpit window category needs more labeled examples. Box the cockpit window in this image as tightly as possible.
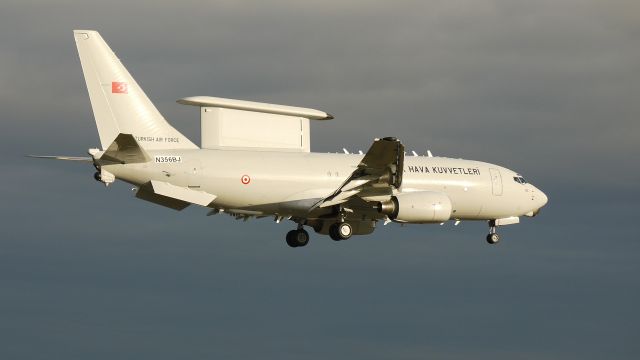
[513,176,527,184]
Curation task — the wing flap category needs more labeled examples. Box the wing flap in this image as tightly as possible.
[319,189,362,208]
[340,177,376,192]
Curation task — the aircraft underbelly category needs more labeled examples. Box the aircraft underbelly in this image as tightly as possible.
[109,150,523,220]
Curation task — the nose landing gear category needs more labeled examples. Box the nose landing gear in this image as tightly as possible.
[486,220,500,244]
[485,217,520,244]
[486,232,500,244]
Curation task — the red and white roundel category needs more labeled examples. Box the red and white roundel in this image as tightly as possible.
[241,175,251,184]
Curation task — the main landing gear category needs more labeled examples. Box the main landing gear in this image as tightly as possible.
[286,227,309,248]
[285,221,354,247]
[329,222,353,241]
[329,205,354,241]
[486,220,500,244]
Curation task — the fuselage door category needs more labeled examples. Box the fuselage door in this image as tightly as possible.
[489,168,503,196]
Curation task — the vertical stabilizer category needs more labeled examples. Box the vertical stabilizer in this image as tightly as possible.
[73,30,197,150]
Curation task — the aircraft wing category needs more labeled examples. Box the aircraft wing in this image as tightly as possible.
[313,137,404,209]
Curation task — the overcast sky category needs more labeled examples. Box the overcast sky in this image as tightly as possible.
[1,1,639,359]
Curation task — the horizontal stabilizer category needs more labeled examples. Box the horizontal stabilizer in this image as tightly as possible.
[135,181,217,210]
[149,180,217,206]
[100,134,150,164]
[135,183,190,211]
[27,155,92,162]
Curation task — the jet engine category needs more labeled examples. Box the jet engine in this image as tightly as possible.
[378,191,452,223]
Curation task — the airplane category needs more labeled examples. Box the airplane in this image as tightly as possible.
[31,30,548,248]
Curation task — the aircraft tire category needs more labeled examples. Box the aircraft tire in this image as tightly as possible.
[286,230,299,247]
[329,224,341,241]
[330,222,353,241]
[287,229,309,247]
[486,233,500,244]
[338,222,353,240]
[294,229,310,247]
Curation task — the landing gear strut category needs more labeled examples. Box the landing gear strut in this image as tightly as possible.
[486,220,500,244]
[286,227,310,248]
[329,222,353,241]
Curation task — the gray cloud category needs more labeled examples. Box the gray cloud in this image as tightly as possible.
[3,1,639,186]
[1,1,639,359]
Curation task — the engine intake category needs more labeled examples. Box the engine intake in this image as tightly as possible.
[378,191,452,223]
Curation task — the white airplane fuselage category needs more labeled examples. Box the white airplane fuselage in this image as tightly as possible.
[106,149,547,221]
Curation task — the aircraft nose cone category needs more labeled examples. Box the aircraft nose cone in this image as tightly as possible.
[529,187,548,217]
[537,189,549,209]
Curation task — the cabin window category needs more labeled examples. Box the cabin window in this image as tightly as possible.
[513,176,527,184]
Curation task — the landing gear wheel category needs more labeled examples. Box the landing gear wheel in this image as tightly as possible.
[330,222,353,241]
[486,233,500,244]
[338,222,353,239]
[286,229,309,248]
[329,224,341,241]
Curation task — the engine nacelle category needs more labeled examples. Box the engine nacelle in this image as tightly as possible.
[378,191,452,223]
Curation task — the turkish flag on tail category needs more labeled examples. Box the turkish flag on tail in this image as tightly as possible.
[112,81,128,94]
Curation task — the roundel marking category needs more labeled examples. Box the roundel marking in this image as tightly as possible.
[241,175,251,185]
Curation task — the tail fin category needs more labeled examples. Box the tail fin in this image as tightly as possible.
[73,30,197,150]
